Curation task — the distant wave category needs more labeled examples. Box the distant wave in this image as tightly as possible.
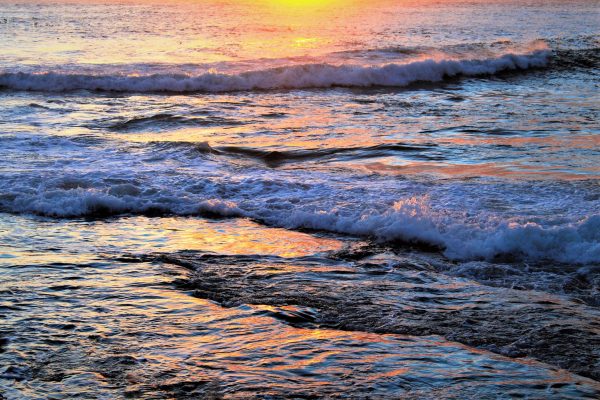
[0,50,550,93]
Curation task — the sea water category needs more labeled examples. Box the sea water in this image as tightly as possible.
[0,0,599,398]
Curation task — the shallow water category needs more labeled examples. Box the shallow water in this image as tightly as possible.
[1,0,599,398]
[1,214,600,399]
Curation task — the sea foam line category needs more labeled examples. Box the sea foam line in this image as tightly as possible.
[1,181,598,264]
[0,50,550,93]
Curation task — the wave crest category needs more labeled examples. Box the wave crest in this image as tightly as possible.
[2,180,598,265]
[0,50,550,93]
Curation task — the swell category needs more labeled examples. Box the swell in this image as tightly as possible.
[0,50,550,93]
[109,113,246,132]
[186,141,438,167]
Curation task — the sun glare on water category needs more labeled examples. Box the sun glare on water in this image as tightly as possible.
[220,0,359,60]
[266,0,341,6]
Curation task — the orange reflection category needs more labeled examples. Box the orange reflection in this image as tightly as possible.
[263,0,344,8]
[0,216,343,267]
[363,161,598,180]
[93,216,344,257]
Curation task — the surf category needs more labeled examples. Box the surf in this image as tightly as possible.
[0,50,551,93]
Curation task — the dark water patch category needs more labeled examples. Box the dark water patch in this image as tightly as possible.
[108,113,246,132]
[331,45,425,59]
[551,47,600,70]
[421,125,550,138]
[461,128,525,136]
[351,97,417,108]
[189,142,438,167]
[0,338,8,353]
[259,111,287,119]
[255,305,319,328]
[146,380,223,400]
[352,98,378,104]
[67,135,110,146]
[446,261,600,307]
[213,100,254,106]
[3,252,600,398]
[189,109,215,116]
[8,202,176,220]
[46,284,81,291]
[26,103,50,110]
[162,251,600,381]
[0,365,31,382]
[95,355,140,379]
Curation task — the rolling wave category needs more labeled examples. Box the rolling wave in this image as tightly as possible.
[1,174,598,265]
[0,50,550,93]
[186,141,437,167]
[109,114,246,132]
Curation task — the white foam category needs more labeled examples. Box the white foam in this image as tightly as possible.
[262,196,600,264]
[2,172,598,264]
[0,50,550,93]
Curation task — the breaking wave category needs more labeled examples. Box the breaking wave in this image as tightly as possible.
[0,50,550,93]
[1,175,598,264]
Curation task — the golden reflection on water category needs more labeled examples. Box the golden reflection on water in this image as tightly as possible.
[0,216,343,266]
[4,0,374,66]
[133,217,343,257]
[240,0,353,58]
[363,160,598,180]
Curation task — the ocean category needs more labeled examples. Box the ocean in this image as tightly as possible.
[0,0,599,398]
